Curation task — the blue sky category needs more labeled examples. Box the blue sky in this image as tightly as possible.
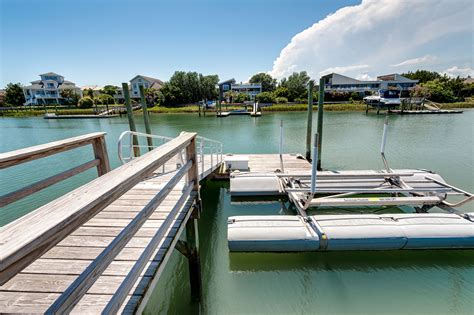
[1,0,472,87]
[0,0,359,87]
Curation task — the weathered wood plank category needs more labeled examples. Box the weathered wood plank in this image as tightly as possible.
[0,132,196,285]
[0,159,100,208]
[42,247,167,261]
[0,132,106,169]
[0,292,138,314]
[0,273,149,295]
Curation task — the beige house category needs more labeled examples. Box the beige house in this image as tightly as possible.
[114,75,164,102]
[22,72,82,105]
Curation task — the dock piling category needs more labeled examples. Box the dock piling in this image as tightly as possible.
[311,133,319,194]
[122,83,140,157]
[316,77,324,171]
[279,120,284,172]
[139,85,153,151]
[305,80,314,161]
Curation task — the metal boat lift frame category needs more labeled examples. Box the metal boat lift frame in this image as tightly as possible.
[278,117,473,214]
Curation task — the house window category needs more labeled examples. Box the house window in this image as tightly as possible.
[144,83,149,88]
[47,83,55,88]
[222,84,229,91]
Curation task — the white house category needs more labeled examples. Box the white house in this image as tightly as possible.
[22,72,82,105]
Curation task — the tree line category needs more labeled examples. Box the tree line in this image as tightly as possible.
[1,69,473,107]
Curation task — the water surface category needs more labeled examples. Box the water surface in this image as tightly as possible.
[1,111,473,314]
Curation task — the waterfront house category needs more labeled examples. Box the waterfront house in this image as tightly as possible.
[129,75,163,99]
[218,78,262,101]
[321,73,418,93]
[111,75,164,103]
[22,72,82,105]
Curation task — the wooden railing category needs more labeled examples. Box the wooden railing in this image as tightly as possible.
[0,132,110,208]
[0,132,199,312]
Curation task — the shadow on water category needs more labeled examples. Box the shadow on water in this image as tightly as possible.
[229,250,474,273]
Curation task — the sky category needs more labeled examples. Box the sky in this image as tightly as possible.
[0,0,472,88]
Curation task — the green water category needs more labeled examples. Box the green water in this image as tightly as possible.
[1,111,473,314]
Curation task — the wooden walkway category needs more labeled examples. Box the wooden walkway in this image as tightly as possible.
[0,133,221,314]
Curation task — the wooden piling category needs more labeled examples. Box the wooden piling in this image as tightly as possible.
[305,80,314,161]
[185,213,202,301]
[316,77,324,170]
[139,85,153,151]
[122,83,140,157]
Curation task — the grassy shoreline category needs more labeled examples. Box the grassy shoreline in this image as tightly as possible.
[2,100,473,117]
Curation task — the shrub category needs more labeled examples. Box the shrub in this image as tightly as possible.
[94,94,115,105]
[234,93,249,103]
[294,97,305,103]
[256,92,275,103]
[275,97,288,104]
[78,97,94,109]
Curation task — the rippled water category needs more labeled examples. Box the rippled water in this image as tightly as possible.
[1,111,473,314]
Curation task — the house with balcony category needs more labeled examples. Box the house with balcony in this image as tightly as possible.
[218,79,262,101]
[112,75,164,103]
[321,73,418,93]
[22,72,82,105]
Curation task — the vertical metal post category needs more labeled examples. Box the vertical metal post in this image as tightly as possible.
[316,77,325,171]
[305,80,314,161]
[139,85,153,151]
[311,133,319,194]
[380,116,391,172]
[122,83,140,157]
[279,120,284,172]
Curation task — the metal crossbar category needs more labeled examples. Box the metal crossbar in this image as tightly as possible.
[118,131,224,175]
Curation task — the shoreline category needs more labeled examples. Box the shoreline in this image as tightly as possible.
[2,101,473,117]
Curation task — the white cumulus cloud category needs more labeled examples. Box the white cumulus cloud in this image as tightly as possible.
[269,0,473,80]
[391,55,437,67]
[319,64,369,76]
[442,66,474,78]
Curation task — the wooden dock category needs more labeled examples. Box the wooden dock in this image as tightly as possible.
[0,132,222,313]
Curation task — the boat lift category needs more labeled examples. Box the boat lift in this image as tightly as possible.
[227,117,474,252]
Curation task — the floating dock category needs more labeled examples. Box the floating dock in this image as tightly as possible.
[226,118,474,252]
[389,109,463,115]
[44,113,119,119]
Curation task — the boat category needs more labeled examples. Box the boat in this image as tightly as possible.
[364,89,401,109]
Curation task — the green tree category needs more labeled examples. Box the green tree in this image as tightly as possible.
[5,83,25,106]
[422,79,456,103]
[256,91,275,103]
[60,88,80,105]
[161,71,219,106]
[279,71,310,101]
[78,97,94,109]
[101,85,118,97]
[249,73,276,92]
[402,70,442,84]
[83,88,94,98]
[94,93,115,105]
[145,88,164,106]
[223,90,236,103]
[234,93,249,103]
[273,86,289,98]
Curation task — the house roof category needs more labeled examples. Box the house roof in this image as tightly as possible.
[322,73,363,84]
[377,74,417,82]
[81,85,103,90]
[130,75,164,85]
[463,78,474,84]
[39,72,63,77]
[218,78,236,85]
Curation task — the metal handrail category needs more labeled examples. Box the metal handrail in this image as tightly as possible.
[118,131,224,173]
